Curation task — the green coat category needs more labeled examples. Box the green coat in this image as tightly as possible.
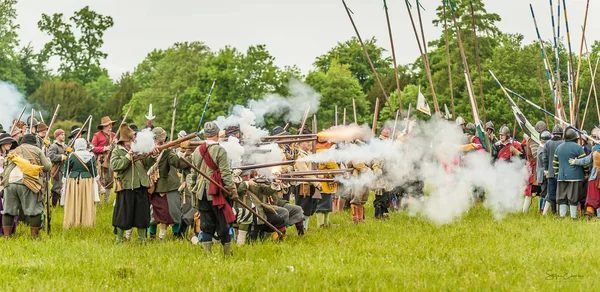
[110,145,155,190]
[154,148,190,193]
[187,141,234,201]
[63,153,97,179]
[233,182,275,226]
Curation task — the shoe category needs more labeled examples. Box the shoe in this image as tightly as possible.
[30,227,41,240]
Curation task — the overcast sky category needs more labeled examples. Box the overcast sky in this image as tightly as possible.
[14,0,598,80]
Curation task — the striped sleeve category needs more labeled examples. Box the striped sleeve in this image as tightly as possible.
[579,153,591,174]
[553,154,559,176]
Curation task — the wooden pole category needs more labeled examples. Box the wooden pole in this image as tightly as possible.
[372,98,380,135]
[536,68,550,126]
[414,0,440,116]
[383,0,403,117]
[442,0,455,118]
[341,0,393,112]
[469,0,486,124]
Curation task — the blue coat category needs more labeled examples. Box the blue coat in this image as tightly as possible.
[572,144,600,181]
[553,141,589,181]
[544,137,563,179]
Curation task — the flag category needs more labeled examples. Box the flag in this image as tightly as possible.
[416,86,431,116]
[444,104,452,120]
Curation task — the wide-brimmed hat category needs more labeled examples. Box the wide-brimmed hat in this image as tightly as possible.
[68,125,87,139]
[0,133,16,146]
[97,116,117,130]
[37,122,48,132]
[272,126,289,136]
[118,123,135,142]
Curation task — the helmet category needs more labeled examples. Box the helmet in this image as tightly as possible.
[455,116,466,126]
[552,125,563,135]
[465,123,475,135]
[485,121,494,131]
[540,130,552,141]
[534,121,547,133]
[564,128,578,141]
[26,117,40,127]
[499,125,510,137]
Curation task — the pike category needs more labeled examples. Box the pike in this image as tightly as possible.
[551,0,564,120]
[38,111,45,124]
[536,68,550,126]
[448,0,487,151]
[442,0,455,118]
[469,0,486,123]
[574,0,591,96]
[341,0,394,112]
[530,4,560,119]
[391,109,400,140]
[169,93,178,142]
[28,108,34,134]
[196,80,216,133]
[489,70,540,144]
[133,133,197,162]
[352,98,357,124]
[403,104,413,135]
[562,0,576,123]
[343,108,347,126]
[382,0,403,117]
[580,35,600,125]
[87,116,92,142]
[9,106,26,133]
[372,98,380,135]
[43,104,61,141]
[504,86,599,144]
[235,161,295,171]
[179,158,284,238]
[335,106,338,127]
[405,0,440,117]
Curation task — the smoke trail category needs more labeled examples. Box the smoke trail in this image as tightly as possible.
[220,137,245,167]
[318,124,373,143]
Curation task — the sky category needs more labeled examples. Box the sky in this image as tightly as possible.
[14,0,599,80]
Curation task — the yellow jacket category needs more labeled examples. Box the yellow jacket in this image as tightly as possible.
[316,147,338,194]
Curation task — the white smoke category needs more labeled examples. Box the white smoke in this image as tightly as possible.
[248,79,321,125]
[0,81,27,132]
[131,128,155,154]
[318,124,373,143]
[300,118,529,224]
[220,137,245,167]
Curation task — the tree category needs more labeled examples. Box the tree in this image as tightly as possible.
[85,72,117,117]
[0,0,27,89]
[108,72,137,121]
[314,37,392,93]
[305,60,370,129]
[29,80,95,122]
[38,6,114,84]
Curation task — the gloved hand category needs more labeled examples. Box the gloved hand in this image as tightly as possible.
[227,185,239,201]
[43,139,50,147]
[62,154,67,161]
[66,147,73,154]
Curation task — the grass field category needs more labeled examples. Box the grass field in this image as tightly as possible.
[1,194,598,291]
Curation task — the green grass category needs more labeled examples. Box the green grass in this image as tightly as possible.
[1,195,598,291]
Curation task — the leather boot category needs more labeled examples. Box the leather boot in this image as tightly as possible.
[31,227,41,240]
[202,242,213,253]
[3,226,12,239]
[223,242,232,256]
[351,205,358,224]
[338,198,347,212]
[357,205,365,223]
[295,222,304,236]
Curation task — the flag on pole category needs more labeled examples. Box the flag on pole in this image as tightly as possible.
[416,86,431,116]
[444,104,452,120]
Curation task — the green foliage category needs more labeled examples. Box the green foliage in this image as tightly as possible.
[51,119,79,135]
[306,60,370,129]
[38,6,114,84]
[29,80,94,123]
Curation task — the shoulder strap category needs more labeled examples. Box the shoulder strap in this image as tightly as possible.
[20,146,38,165]
[73,154,91,173]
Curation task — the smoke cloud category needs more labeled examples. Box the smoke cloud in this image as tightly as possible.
[131,128,155,154]
[300,119,529,224]
[0,81,27,131]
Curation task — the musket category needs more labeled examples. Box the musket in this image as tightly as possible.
[28,108,34,134]
[179,158,284,238]
[197,80,216,133]
[312,114,317,170]
[133,133,197,162]
[261,137,317,145]
[262,134,316,140]
[169,93,178,142]
[281,169,353,176]
[235,161,295,171]
[43,104,61,140]
[402,104,413,135]
[372,98,380,135]
[298,104,311,134]
[87,116,92,142]
[38,111,45,124]
[112,106,132,146]
[9,106,26,133]
[278,177,335,183]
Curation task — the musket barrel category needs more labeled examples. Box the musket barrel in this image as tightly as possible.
[235,161,295,171]
[277,177,336,183]
[281,169,353,176]
[133,133,197,161]
[261,134,316,140]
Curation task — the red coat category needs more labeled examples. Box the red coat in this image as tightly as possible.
[91,131,116,156]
